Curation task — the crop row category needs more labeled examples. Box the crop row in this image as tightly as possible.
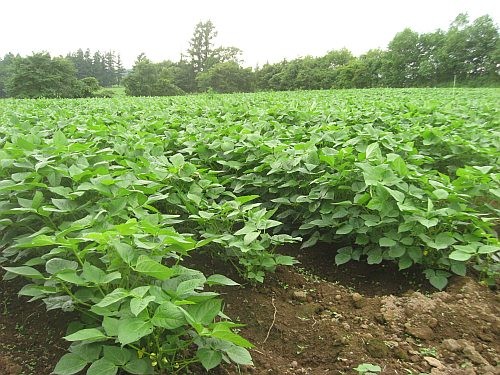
[0,88,498,374]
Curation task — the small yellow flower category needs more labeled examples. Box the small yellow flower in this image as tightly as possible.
[152,361,158,367]
[137,348,145,359]
[423,250,429,256]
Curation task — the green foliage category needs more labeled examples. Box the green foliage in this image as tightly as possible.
[123,58,184,97]
[66,49,125,87]
[78,77,102,98]
[6,53,82,98]
[354,363,381,374]
[0,88,499,373]
[197,62,255,93]
[0,53,20,98]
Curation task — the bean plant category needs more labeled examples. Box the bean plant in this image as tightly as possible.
[0,88,499,373]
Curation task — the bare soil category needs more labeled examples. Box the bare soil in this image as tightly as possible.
[1,245,499,375]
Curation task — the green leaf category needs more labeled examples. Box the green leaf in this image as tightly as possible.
[384,186,405,203]
[51,198,77,212]
[234,195,259,204]
[451,262,467,276]
[177,278,205,296]
[335,250,352,265]
[225,346,253,366]
[417,217,439,228]
[354,363,381,372]
[234,225,257,236]
[186,299,221,325]
[432,189,449,200]
[152,301,186,329]
[82,262,106,284]
[69,343,102,362]
[274,255,297,266]
[390,156,408,176]
[102,317,119,337]
[130,296,155,316]
[46,258,79,274]
[18,284,57,298]
[53,353,88,375]
[206,274,239,286]
[365,142,380,159]
[56,270,87,285]
[102,346,131,366]
[379,237,396,247]
[96,288,129,307]
[243,231,260,245]
[64,328,107,342]
[433,232,456,249]
[211,325,253,348]
[478,245,499,254]
[452,244,477,254]
[367,249,383,264]
[130,286,150,298]
[388,245,405,258]
[101,271,121,284]
[170,153,185,167]
[53,130,68,147]
[429,275,448,290]
[449,251,472,261]
[398,255,413,270]
[301,231,320,248]
[113,241,136,265]
[336,224,353,235]
[3,266,44,279]
[197,348,222,371]
[32,190,44,209]
[86,358,117,375]
[122,358,154,375]
[134,255,175,280]
[117,318,153,346]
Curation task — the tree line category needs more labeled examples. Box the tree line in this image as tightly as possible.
[0,13,498,98]
[0,50,125,98]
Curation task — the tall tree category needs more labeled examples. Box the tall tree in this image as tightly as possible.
[0,53,20,97]
[384,28,421,86]
[188,20,218,74]
[187,20,242,77]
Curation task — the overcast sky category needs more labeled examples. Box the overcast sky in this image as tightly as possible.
[1,0,499,68]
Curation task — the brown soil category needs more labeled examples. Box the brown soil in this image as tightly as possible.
[0,275,70,375]
[1,246,499,375]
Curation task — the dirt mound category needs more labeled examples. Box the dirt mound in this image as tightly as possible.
[211,266,499,375]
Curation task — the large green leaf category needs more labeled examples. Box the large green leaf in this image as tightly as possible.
[225,346,253,366]
[96,288,129,307]
[3,266,44,279]
[151,301,186,329]
[53,353,88,375]
[122,358,154,375]
[86,358,117,375]
[117,318,153,345]
[102,345,131,366]
[197,348,222,370]
[134,255,175,280]
[211,325,253,348]
[64,328,107,342]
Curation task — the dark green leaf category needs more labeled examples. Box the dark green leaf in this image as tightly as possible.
[53,353,88,375]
